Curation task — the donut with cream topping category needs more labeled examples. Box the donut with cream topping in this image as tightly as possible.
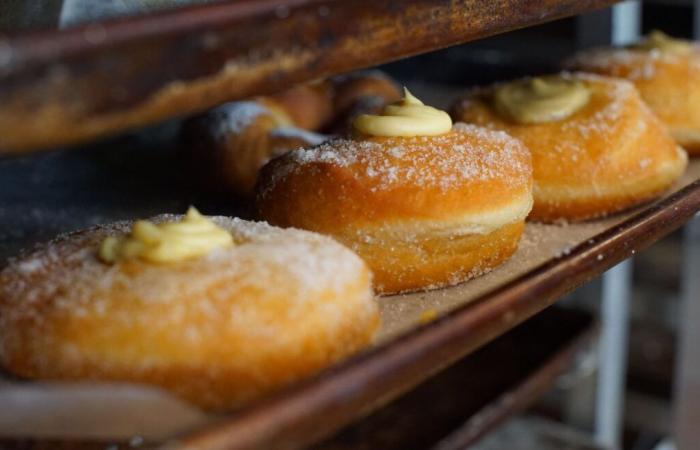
[181,73,402,196]
[566,31,700,154]
[327,71,403,134]
[0,209,378,411]
[452,72,687,221]
[257,90,533,294]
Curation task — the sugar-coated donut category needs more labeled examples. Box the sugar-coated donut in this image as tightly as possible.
[180,73,402,196]
[181,100,329,195]
[566,32,700,154]
[327,71,402,133]
[0,216,378,411]
[259,80,335,131]
[256,123,533,294]
[452,72,687,222]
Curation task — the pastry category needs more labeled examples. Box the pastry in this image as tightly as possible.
[259,80,335,131]
[566,31,700,154]
[181,99,329,196]
[181,73,402,195]
[257,89,533,294]
[0,208,378,411]
[452,72,688,221]
[327,71,403,133]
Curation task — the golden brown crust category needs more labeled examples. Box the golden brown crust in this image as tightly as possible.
[566,47,700,155]
[452,72,688,222]
[257,124,533,294]
[260,80,336,131]
[327,72,402,134]
[0,216,378,411]
[181,73,402,195]
[181,101,328,195]
[344,221,524,294]
[332,72,402,116]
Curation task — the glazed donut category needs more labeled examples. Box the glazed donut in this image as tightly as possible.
[452,72,687,222]
[566,31,700,154]
[0,211,378,411]
[181,100,329,195]
[257,91,533,295]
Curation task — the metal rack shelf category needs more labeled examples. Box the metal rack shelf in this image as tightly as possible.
[0,0,618,153]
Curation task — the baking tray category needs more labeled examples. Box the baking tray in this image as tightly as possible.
[0,167,698,450]
[1,81,699,449]
[0,0,619,153]
[174,163,700,450]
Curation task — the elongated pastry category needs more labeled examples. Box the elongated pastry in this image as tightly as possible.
[327,71,403,133]
[566,31,700,154]
[259,80,336,131]
[0,208,378,411]
[181,73,402,195]
[257,90,533,294]
[453,72,687,222]
[181,99,329,195]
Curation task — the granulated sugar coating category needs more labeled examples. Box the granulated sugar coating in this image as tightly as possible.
[565,46,700,156]
[453,72,688,222]
[259,123,531,198]
[0,216,378,411]
[456,73,640,166]
[565,47,700,81]
[257,124,534,294]
[0,216,370,323]
[200,101,270,141]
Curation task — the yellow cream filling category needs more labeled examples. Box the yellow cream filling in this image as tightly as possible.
[353,88,452,137]
[634,30,692,55]
[99,207,234,264]
[493,76,591,124]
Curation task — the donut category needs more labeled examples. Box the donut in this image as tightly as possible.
[259,80,335,131]
[181,99,329,196]
[0,209,378,411]
[180,73,402,196]
[257,90,533,295]
[327,71,403,133]
[452,72,688,222]
[566,31,700,154]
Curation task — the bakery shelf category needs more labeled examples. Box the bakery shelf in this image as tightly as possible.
[0,0,620,153]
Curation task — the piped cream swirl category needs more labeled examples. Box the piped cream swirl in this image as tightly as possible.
[493,76,591,124]
[633,30,692,55]
[99,207,234,264]
[353,88,452,137]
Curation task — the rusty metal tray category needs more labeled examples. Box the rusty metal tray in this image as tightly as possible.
[0,0,619,153]
[1,143,698,450]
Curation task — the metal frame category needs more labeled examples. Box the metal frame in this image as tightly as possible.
[673,214,700,449]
